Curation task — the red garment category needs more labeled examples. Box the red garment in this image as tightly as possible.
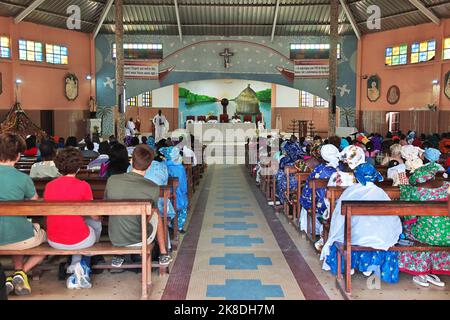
[44,176,93,245]
[23,147,38,157]
[412,138,423,148]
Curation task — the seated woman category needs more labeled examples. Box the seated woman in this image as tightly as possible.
[0,133,46,296]
[101,143,130,178]
[381,143,403,166]
[87,141,110,171]
[30,140,60,178]
[299,144,342,249]
[44,147,102,290]
[160,146,189,232]
[401,145,424,173]
[398,162,449,287]
[275,140,304,206]
[23,135,38,157]
[320,145,402,284]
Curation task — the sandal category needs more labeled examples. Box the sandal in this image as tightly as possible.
[425,274,445,287]
[413,275,430,287]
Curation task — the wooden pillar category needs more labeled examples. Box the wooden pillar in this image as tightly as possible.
[115,0,126,142]
[328,0,339,136]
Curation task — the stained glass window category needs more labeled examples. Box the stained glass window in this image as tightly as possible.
[142,91,151,107]
[443,37,450,60]
[0,36,11,59]
[127,97,138,107]
[113,43,163,59]
[411,40,436,64]
[46,44,68,64]
[385,44,408,66]
[301,91,312,107]
[290,43,341,60]
[19,39,43,62]
[315,97,328,108]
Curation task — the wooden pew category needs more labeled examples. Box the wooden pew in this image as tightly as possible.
[184,163,193,200]
[336,200,449,296]
[0,200,162,300]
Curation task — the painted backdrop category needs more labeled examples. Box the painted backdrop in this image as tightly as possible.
[178,79,271,129]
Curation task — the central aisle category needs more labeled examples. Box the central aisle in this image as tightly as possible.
[162,165,330,300]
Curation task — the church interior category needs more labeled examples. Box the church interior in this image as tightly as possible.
[0,0,449,302]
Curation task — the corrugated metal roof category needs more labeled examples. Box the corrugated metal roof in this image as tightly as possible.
[0,0,449,36]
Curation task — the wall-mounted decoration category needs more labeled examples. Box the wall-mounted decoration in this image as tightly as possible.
[367,75,380,102]
[387,85,400,104]
[445,71,450,100]
[65,73,78,101]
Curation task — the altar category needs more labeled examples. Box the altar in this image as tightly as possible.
[186,122,257,143]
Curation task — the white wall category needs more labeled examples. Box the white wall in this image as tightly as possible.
[275,85,299,108]
[152,85,174,108]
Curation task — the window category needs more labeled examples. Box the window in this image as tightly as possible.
[300,91,312,107]
[113,43,163,60]
[290,43,341,60]
[19,39,43,62]
[387,112,400,133]
[46,44,68,64]
[411,39,436,64]
[443,37,450,60]
[385,44,408,66]
[0,36,11,59]
[315,97,328,108]
[142,91,151,107]
[127,97,138,107]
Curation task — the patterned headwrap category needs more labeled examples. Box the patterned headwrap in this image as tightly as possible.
[320,144,340,168]
[409,162,441,185]
[284,141,303,161]
[310,144,322,160]
[423,148,441,163]
[390,143,402,157]
[401,145,424,172]
[354,162,384,186]
[159,146,172,160]
[169,146,183,164]
[147,136,156,150]
[340,145,365,170]
[406,131,416,144]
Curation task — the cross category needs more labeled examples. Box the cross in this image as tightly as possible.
[219,48,234,68]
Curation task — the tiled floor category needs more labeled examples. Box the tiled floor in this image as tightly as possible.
[4,164,449,300]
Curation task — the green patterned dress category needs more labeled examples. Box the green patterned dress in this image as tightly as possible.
[398,181,450,276]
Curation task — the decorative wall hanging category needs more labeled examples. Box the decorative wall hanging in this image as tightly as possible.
[64,73,78,101]
[445,71,450,100]
[367,75,380,102]
[387,85,400,104]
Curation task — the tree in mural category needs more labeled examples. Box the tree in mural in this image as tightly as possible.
[96,106,114,136]
[340,106,355,127]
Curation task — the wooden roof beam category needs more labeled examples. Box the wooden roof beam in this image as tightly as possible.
[14,0,46,24]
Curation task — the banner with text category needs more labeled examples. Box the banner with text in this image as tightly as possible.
[294,60,329,79]
[124,60,159,80]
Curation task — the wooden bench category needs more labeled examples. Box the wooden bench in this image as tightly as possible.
[0,200,160,299]
[336,200,449,296]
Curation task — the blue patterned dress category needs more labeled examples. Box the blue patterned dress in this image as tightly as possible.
[275,142,303,204]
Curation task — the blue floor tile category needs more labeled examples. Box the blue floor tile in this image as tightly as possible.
[214,211,254,218]
[210,253,272,270]
[207,280,284,300]
[212,235,264,247]
[213,222,258,230]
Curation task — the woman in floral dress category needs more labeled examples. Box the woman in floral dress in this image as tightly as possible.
[398,162,450,287]
[275,141,304,205]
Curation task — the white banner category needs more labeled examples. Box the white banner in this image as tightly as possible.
[294,62,329,78]
[124,61,159,79]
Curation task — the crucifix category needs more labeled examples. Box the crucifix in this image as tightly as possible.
[219,48,234,68]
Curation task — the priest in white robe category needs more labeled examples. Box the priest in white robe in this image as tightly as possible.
[153,110,168,142]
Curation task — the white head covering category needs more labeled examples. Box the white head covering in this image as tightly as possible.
[340,145,365,170]
[320,144,340,168]
[400,145,424,172]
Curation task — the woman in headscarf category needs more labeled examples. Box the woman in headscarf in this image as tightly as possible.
[423,147,445,172]
[146,136,156,151]
[398,163,450,287]
[400,145,424,173]
[159,146,189,232]
[381,143,403,166]
[274,140,304,205]
[299,144,342,248]
[320,145,402,284]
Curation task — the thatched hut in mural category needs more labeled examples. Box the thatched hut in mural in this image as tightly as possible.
[235,84,260,115]
[0,103,47,140]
